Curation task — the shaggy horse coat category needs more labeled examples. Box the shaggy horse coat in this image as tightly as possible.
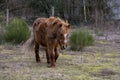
[27,17,70,67]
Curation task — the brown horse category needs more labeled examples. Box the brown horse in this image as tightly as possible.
[26,16,70,67]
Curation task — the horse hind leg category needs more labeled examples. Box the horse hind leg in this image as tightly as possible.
[35,43,40,62]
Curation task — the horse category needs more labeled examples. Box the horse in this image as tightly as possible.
[25,16,70,67]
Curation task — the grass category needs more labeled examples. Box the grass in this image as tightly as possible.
[0,40,120,80]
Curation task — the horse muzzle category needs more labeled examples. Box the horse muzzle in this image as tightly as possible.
[61,45,67,50]
[59,40,68,50]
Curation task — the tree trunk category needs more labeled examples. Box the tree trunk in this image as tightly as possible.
[51,6,54,16]
[100,9,104,25]
[95,8,98,28]
[6,8,9,26]
[83,0,87,22]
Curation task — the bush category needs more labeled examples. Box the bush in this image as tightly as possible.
[4,18,30,44]
[69,29,94,51]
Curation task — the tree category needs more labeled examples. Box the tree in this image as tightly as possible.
[0,0,118,26]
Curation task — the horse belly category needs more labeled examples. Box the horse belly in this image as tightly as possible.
[40,39,47,47]
[40,31,46,45]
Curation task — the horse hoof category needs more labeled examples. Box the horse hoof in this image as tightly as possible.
[47,61,50,64]
[47,64,51,67]
[48,66,55,68]
[47,64,55,68]
[36,60,41,63]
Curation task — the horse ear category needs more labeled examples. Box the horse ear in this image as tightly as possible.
[53,22,57,26]
[67,24,70,28]
[52,19,58,26]
[65,20,68,23]
[59,24,62,28]
[52,18,60,26]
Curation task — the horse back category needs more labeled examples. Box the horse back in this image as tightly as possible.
[33,18,48,46]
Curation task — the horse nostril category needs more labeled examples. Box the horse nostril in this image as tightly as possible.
[63,46,66,49]
[61,45,67,50]
[61,46,64,50]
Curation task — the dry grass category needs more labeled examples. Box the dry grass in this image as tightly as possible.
[0,38,120,80]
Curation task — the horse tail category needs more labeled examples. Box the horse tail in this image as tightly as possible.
[22,30,35,54]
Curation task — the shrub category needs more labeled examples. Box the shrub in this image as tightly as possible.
[4,18,30,44]
[69,29,94,51]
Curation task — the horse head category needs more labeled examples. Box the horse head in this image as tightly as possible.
[52,18,70,50]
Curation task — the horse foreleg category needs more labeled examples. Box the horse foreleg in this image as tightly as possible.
[45,49,50,64]
[50,50,56,67]
[35,43,40,62]
[54,48,59,62]
[47,47,56,67]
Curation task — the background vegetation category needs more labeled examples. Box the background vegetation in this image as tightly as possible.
[0,0,119,26]
[69,29,94,51]
[3,18,30,44]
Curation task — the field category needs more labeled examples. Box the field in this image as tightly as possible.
[0,30,120,80]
